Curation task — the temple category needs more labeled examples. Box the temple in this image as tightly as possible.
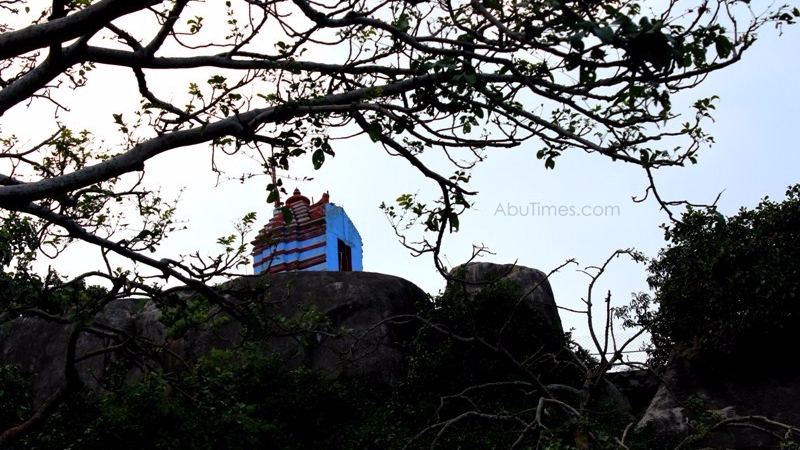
[251,189,363,274]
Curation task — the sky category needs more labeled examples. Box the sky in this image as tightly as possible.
[6,2,800,359]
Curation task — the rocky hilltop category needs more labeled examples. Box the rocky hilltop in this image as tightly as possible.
[2,263,799,449]
[1,270,426,406]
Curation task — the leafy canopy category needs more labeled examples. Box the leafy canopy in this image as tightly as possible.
[644,184,800,366]
[0,0,796,278]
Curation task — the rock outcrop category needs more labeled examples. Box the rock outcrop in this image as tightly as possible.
[0,271,426,405]
[8,263,798,449]
[228,270,426,379]
[448,262,564,337]
[639,344,800,448]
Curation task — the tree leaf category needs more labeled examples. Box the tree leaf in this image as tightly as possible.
[715,35,732,59]
[367,122,383,142]
[312,149,325,169]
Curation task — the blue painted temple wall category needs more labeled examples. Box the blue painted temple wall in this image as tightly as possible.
[323,204,364,271]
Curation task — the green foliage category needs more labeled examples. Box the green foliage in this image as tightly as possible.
[644,184,800,366]
[1,215,109,316]
[0,364,32,430]
[6,345,356,450]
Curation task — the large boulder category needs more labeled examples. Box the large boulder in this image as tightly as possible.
[0,297,147,406]
[446,262,644,419]
[0,271,426,405]
[638,343,800,448]
[221,270,426,379]
[448,262,564,337]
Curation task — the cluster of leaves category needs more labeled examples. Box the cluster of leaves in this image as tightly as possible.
[643,184,800,367]
[0,214,109,317]
[0,214,40,309]
[0,364,32,431]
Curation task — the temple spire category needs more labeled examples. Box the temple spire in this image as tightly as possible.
[251,190,363,274]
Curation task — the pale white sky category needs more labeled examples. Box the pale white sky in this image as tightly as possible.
[5,4,800,355]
